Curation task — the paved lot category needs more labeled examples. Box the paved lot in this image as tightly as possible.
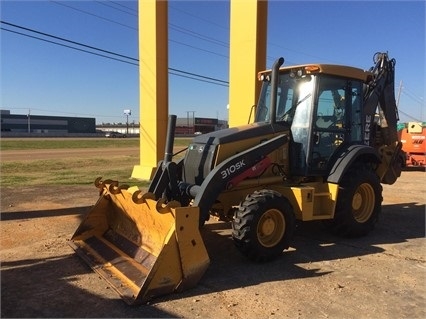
[1,159,425,318]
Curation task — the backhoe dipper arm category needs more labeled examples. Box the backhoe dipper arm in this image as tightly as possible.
[363,52,399,146]
[363,52,402,184]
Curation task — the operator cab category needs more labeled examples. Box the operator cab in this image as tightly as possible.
[256,64,367,176]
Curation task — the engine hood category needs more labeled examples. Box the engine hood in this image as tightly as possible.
[192,122,289,145]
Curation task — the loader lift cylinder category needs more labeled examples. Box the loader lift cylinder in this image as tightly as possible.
[147,114,183,201]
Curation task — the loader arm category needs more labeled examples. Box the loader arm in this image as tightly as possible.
[146,115,289,224]
[188,133,288,224]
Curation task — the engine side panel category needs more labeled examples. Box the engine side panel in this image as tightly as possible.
[182,123,289,185]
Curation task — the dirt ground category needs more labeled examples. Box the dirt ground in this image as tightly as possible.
[1,154,425,318]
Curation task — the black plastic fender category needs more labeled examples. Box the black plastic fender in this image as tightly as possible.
[327,144,381,184]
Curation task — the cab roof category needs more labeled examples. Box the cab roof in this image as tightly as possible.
[258,63,373,82]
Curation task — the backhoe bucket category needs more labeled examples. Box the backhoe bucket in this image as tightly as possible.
[69,179,210,305]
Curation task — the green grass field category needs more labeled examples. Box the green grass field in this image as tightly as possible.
[0,137,191,150]
[0,138,191,186]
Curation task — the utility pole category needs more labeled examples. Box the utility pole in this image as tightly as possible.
[192,111,195,133]
[186,111,190,134]
[227,104,230,127]
[124,109,131,135]
[27,108,31,133]
[186,111,195,134]
[396,80,403,108]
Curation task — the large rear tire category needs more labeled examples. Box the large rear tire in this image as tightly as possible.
[326,164,382,237]
[232,189,295,262]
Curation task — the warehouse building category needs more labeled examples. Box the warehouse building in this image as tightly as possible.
[1,110,227,137]
[0,110,96,135]
[98,117,228,136]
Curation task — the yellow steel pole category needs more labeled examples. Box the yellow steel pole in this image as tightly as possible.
[229,0,267,127]
[132,0,168,180]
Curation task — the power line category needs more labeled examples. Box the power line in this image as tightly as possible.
[95,1,137,17]
[50,0,371,68]
[4,5,422,119]
[51,0,230,59]
[3,20,421,115]
[169,4,229,31]
[398,109,422,122]
[169,23,229,48]
[401,89,424,105]
[169,68,228,86]
[1,21,138,63]
[50,0,137,30]
[1,27,138,66]
[169,39,228,59]
[48,0,277,67]
[0,20,229,87]
[108,1,137,13]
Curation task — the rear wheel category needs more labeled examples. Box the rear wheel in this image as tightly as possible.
[232,189,295,262]
[326,164,382,237]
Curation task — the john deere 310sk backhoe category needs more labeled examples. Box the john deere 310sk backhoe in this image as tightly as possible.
[69,52,403,305]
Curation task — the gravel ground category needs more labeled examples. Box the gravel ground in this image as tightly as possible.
[1,166,425,318]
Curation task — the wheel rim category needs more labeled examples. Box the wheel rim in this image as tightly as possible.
[351,182,375,223]
[257,209,285,247]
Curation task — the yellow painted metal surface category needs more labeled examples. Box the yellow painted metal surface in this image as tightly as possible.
[229,0,267,127]
[69,181,210,305]
[132,0,169,180]
[271,183,339,221]
[217,180,339,222]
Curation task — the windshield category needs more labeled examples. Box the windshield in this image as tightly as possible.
[255,72,314,125]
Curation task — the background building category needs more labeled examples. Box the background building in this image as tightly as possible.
[1,110,227,137]
[1,110,96,136]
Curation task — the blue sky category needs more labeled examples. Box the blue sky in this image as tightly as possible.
[1,0,425,125]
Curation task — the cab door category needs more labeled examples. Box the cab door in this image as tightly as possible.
[309,76,362,173]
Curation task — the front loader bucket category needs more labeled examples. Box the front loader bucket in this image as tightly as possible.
[69,179,210,305]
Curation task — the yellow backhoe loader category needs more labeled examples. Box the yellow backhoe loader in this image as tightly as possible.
[69,52,403,305]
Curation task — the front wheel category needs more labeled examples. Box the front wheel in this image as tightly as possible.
[325,164,382,237]
[232,189,295,262]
